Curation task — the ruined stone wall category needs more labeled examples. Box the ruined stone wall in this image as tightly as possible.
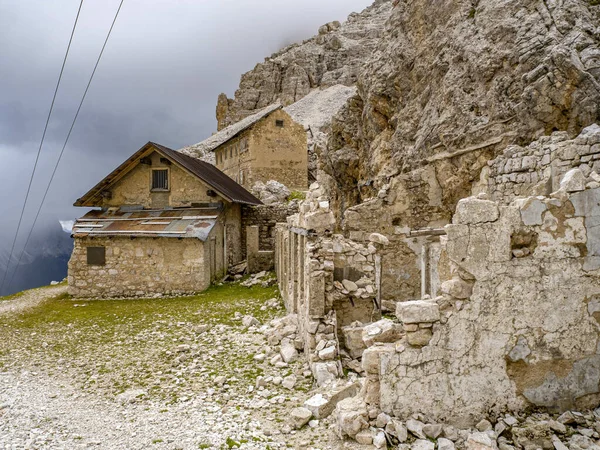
[275,185,384,385]
[68,236,211,299]
[374,189,600,426]
[241,203,299,257]
[489,125,600,203]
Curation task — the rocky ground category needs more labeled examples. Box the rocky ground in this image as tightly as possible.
[0,275,356,450]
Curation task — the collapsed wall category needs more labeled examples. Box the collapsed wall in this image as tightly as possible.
[377,186,600,427]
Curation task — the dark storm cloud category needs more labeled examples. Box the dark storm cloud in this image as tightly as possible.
[0,0,374,288]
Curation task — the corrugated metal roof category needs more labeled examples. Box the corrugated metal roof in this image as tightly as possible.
[73,208,220,241]
[179,103,282,157]
[74,142,262,207]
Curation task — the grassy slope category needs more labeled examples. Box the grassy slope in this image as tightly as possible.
[0,279,283,401]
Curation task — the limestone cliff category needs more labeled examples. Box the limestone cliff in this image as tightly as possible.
[219,0,600,229]
[324,0,600,219]
[216,0,393,130]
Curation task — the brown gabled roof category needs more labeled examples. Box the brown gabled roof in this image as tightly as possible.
[179,103,282,159]
[74,142,262,207]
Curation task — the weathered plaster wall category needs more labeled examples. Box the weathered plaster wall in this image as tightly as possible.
[68,236,211,299]
[377,190,600,426]
[105,151,221,209]
[247,110,308,191]
[215,110,308,192]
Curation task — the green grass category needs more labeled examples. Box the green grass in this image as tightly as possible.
[0,290,25,302]
[0,278,281,398]
[287,191,306,202]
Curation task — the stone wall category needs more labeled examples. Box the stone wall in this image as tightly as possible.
[68,236,212,299]
[373,188,600,426]
[275,184,384,385]
[241,203,299,256]
[489,125,600,203]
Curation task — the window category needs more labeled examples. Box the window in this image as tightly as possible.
[152,169,169,191]
[87,247,106,265]
[230,147,233,158]
[276,119,284,128]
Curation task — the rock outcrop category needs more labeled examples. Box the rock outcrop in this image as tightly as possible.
[323,0,600,218]
[216,1,393,130]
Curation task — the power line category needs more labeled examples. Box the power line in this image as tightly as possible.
[6,0,126,292]
[0,0,84,294]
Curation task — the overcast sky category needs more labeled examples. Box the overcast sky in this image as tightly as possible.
[0,0,373,264]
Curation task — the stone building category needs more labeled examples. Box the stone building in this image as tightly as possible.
[68,142,261,299]
[181,104,308,192]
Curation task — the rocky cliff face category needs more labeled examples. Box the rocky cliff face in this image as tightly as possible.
[219,0,600,228]
[324,0,600,219]
[216,0,393,130]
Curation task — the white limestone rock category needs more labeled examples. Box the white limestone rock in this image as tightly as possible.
[335,397,369,439]
[280,340,298,363]
[439,438,457,450]
[453,197,500,224]
[290,407,313,429]
[466,432,498,450]
[412,439,435,450]
[362,318,403,347]
[560,168,586,192]
[396,300,440,324]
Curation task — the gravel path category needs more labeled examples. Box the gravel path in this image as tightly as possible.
[0,282,351,450]
[0,285,67,317]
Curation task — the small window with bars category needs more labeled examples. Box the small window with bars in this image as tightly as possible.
[152,169,169,191]
[275,119,284,128]
[87,247,106,266]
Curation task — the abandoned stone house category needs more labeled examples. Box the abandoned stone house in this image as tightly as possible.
[68,141,261,299]
[181,104,308,192]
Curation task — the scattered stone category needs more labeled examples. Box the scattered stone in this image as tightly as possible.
[373,431,387,448]
[290,407,313,429]
[476,419,493,432]
[412,439,435,450]
[355,429,373,445]
[280,340,298,363]
[438,437,456,450]
[335,397,369,439]
[423,423,443,439]
[386,419,408,442]
[282,375,296,390]
[466,432,498,450]
[406,418,426,439]
[241,315,260,328]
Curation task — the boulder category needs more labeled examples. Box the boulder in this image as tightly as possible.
[290,407,313,429]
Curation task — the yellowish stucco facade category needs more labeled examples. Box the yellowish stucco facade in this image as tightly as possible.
[214,109,308,191]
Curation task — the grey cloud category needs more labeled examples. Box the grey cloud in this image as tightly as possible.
[0,0,373,294]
